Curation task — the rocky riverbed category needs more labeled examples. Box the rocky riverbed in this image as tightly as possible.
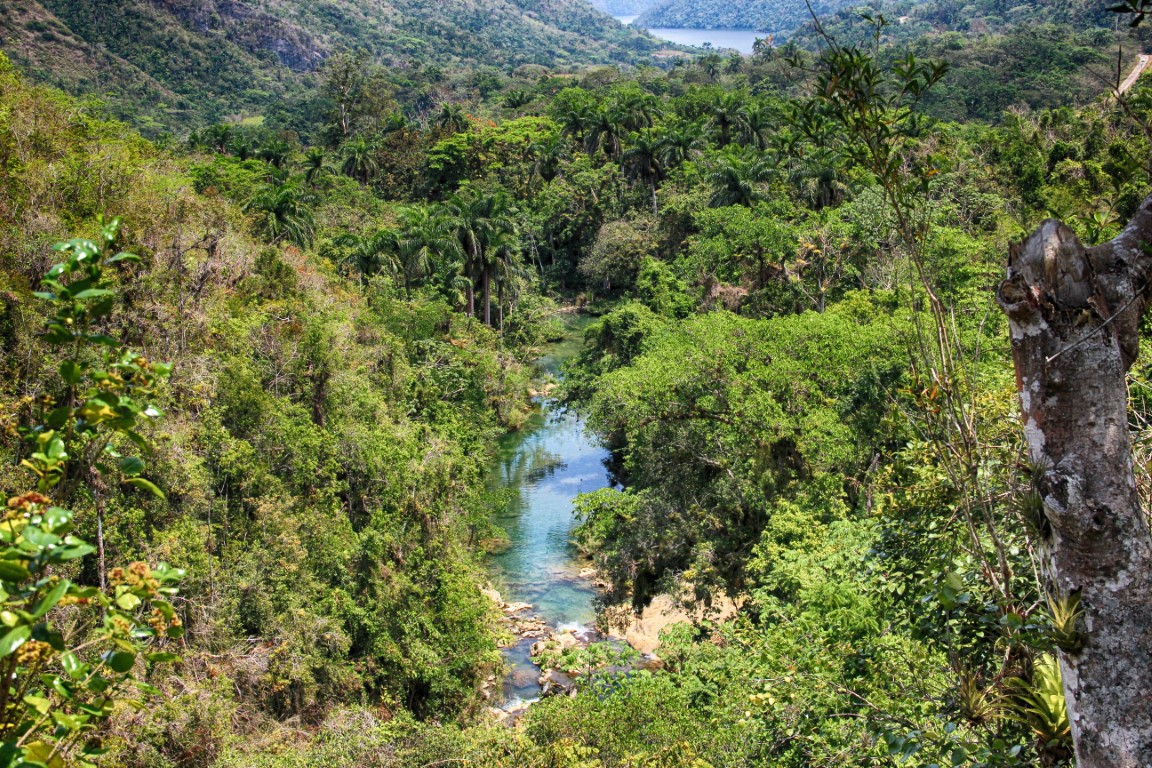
[480,584,671,721]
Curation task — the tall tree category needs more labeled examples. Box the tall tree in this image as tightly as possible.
[998,201,1152,767]
[394,205,460,298]
[622,130,665,214]
[444,190,521,325]
[302,147,331,187]
[736,102,773,151]
[709,91,746,147]
[322,50,395,144]
[341,136,379,185]
[245,181,316,248]
[658,120,706,169]
[584,105,627,160]
[707,147,772,207]
[331,229,398,283]
[435,103,472,134]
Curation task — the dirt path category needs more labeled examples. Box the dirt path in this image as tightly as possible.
[1119,54,1151,95]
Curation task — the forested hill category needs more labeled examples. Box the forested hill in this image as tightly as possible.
[805,0,1133,42]
[634,0,1130,35]
[0,0,657,133]
[587,0,663,16]
[635,0,861,33]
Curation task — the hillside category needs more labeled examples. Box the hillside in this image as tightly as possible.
[5,0,1152,763]
[0,0,659,134]
[784,0,1150,122]
[635,0,861,34]
[587,0,663,16]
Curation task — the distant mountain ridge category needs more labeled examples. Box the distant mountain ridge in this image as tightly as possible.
[635,0,862,34]
[0,0,658,132]
[587,0,664,16]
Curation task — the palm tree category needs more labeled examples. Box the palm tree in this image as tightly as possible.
[383,112,409,133]
[435,103,471,134]
[245,181,316,248]
[612,88,662,133]
[259,138,292,169]
[481,226,522,330]
[710,92,746,147]
[623,130,665,215]
[503,89,533,110]
[303,147,331,187]
[341,136,378,185]
[331,229,400,284]
[443,190,520,325]
[658,121,706,169]
[228,137,255,161]
[699,53,723,82]
[785,149,851,210]
[737,102,773,151]
[584,105,627,160]
[708,147,773,208]
[528,133,567,189]
[490,234,530,332]
[556,99,595,146]
[206,124,233,153]
[394,206,460,298]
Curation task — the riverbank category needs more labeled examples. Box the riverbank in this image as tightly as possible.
[483,313,746,714]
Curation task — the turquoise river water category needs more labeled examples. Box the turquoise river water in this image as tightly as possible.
[486,318,613,707]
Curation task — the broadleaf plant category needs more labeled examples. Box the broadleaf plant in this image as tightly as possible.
[1,218,183,768]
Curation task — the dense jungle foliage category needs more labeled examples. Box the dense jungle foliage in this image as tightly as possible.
[2,0,1152,764]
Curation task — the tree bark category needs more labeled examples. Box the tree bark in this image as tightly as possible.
[997,194,1152,767]
[482,267,492,327]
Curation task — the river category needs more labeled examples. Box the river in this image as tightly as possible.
[486,317,613,708]
[616,16,763,55]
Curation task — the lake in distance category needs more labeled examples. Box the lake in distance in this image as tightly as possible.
[616,16,763,55]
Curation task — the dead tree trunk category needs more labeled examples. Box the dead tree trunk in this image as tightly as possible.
[998,195,1152,767]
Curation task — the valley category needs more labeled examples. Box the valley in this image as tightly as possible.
[1,1,1152,766]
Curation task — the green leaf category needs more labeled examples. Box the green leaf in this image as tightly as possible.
[145,652,180,663]
[21,527,59,548]
[122,430,149,452]
[85,675,110,693]
[51,711,83,730]
[32,580,69,619]
[71,289,114,300]
[0,561,32,583]
[50,676,75,701]
[60,651,89,680]
[58,360,82,385]
[53,544,96,562]
[124,478,164,499]
[104,650,136,673]
[0,625,31,658]
[119,456,145,477]
[23,694,50,715]
[41,507,71,531]
[25,740,67,768]
[45,437,66,460]
[115,592,141,611]
[107,252,140,264]
[44,407,70,429]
